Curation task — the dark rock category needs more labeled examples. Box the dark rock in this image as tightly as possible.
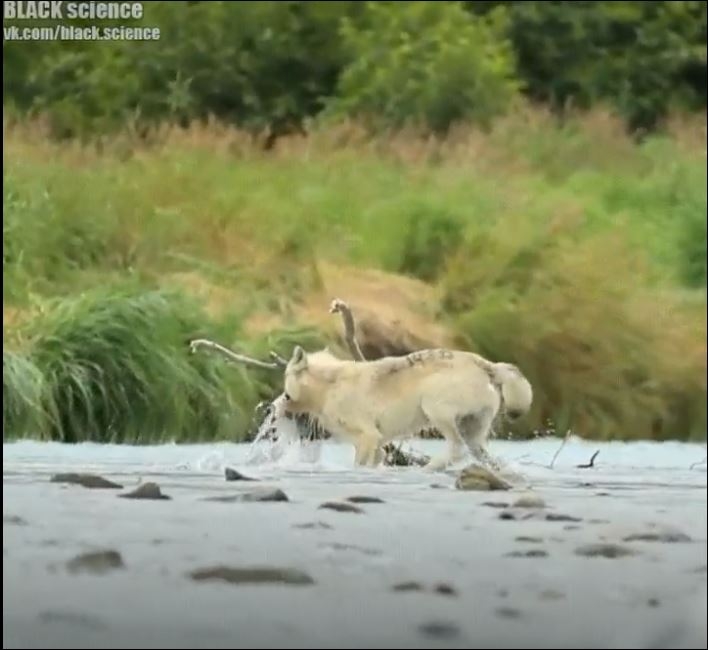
[418,621,460,640]
[203,488,288,503]
[495,607,522,619]
[623,531,692,544]
[318,501,364,514]
[189,565,314,586]
[224,467,257,482]
[3,515,28,526]
[67,550,125,574]
[575,543,638,558]
[433,583,458,597]
[499,509,536,521]
[293,521,333,530]
[505,549,548,558]
[119,482,170,500]
[546,513,582,522]
[51,473,122,489]
[346,495,384,504]
[393,581,424,592]
[383,443,430,467]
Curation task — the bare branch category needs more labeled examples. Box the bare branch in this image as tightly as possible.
[690,456,707,470]
[329,298,366,361]
[576,450,600,469]
[548,429,571,469]
[189,338,280,370]
[268,351,288,367]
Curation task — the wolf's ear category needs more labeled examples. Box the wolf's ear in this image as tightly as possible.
[290,345,307,368]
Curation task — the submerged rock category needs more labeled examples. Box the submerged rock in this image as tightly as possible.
[392,581,424,592]
[51,473,122,489]
[575,543,638,558]
[119,482,170,500]
[546,513,582,522]
[189,565,314,586]
[455,464,512,491]
[224,467,258,482]
[203,488,289,503]
[346,495,385,504]
[418,621,460,640]
[319,501,364,514]
[67,550,125,574]
[513,494,546,509]
[433,583,458,597]
[623,530,692,544]
[495,607,522,619]
[505,549,549,558]
[293,521,333,530]
[3,515,28,526]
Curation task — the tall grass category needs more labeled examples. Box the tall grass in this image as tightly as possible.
[3,286,313,443]
[3,351,47,438]
[3,109,706,442]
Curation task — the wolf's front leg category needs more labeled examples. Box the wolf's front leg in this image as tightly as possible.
[468,442,502,472]
[353,430,384,467]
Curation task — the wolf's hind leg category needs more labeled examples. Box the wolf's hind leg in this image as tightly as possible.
[456,408,502,472]
[419,417,468,471]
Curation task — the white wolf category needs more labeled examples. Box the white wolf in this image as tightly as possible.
[280,344,533,470]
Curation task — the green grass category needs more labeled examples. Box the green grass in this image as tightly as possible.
[3,109,706,442]
[3,284,326,443]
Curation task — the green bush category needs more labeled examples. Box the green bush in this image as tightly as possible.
[398,204,466,281]
[441,216,707,440]
[3,1,355,138]
[327,1,520,133]
[4,2,706,137]
[467,1,707,131]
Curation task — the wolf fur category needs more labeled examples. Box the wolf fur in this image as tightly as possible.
[281,345,533,470]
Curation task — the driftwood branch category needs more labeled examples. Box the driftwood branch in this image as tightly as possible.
[189,339,281,370]
[576,450,600,469]
[548,430,571,469]
[329,298,366,361]
[690,456,707,470]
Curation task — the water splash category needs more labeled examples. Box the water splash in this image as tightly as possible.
[245,393,324,466]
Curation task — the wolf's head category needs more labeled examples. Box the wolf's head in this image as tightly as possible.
[493,362,533,421]
[283,345,342,415]
[283,345,309,408]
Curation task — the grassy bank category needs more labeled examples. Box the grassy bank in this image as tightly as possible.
[3,109,706,443]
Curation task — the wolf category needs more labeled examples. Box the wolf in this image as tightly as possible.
[280,344,533,470]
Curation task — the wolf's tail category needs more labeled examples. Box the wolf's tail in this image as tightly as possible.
[490,362,533,420]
